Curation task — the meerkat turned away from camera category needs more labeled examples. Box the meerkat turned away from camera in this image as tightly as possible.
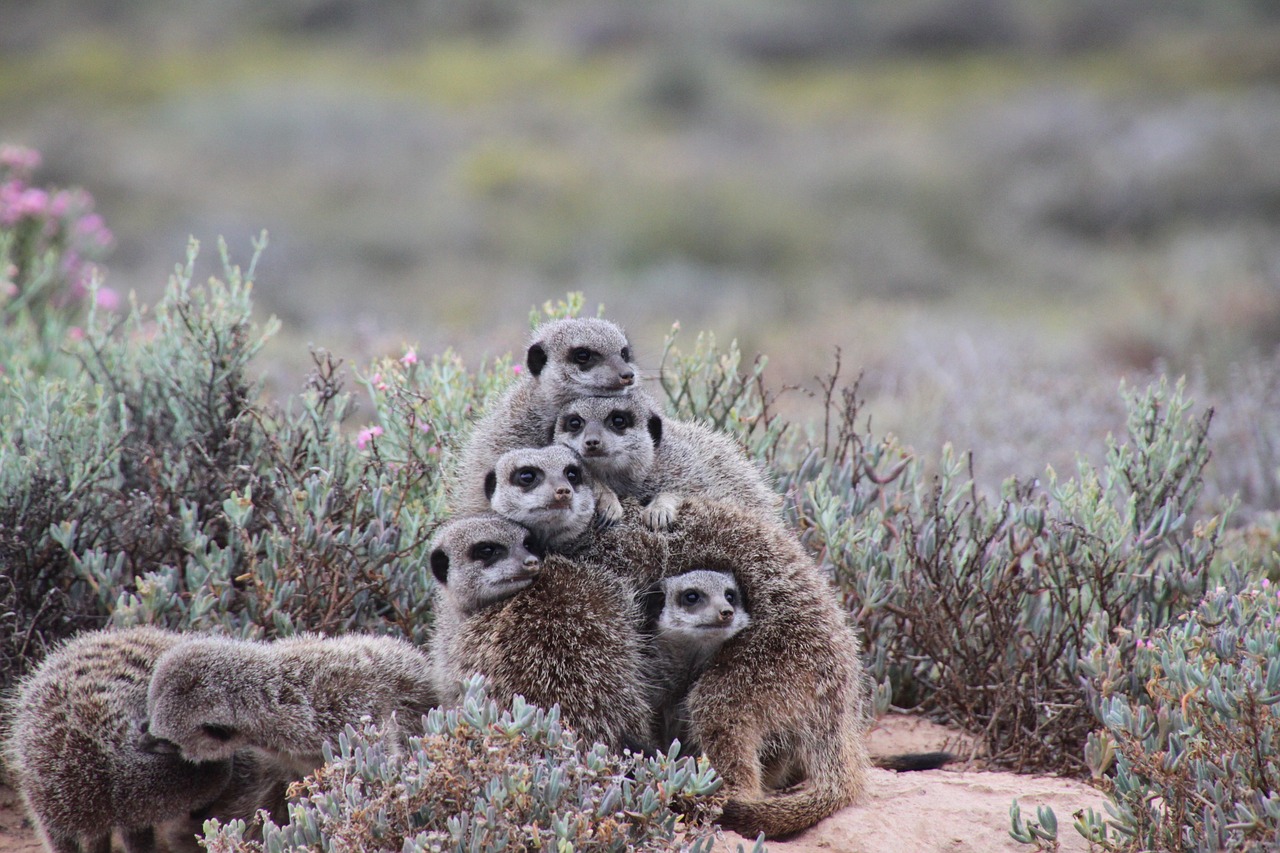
[644,569,751,752]
[553,394,781,530]
[449,317,640,517]
[428,514,653,751]
[146,633,437,778]
[3,627,244,853]
[484,444,596,552]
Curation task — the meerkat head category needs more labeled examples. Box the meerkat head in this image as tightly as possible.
[429,515,545,616]
[483,445,596,551]
[553,395,663,485]
[653,569,751,655]
[524,317,638,407]
[146,638,265,763]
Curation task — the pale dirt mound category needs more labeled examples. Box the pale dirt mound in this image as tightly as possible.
[0,716,1105,853]
[715,715,1108,853]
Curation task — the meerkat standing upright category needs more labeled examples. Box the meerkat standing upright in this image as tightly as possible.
[644,569,751,751]
[146,633,437,777]
[553,394,781,529]
[427,514,654,752]
[2,627,256,853]
[449,317,642,516]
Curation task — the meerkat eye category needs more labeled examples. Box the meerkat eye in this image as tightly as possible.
[609,411,633,431]
[202,724,236,743]
[682,590,701,606]
[572,347,593,365]
[563,415,584,433]
[521,536,545,557]
[565,466,582,484]
[469,542,509,565]
[621,346,632,362]
[512,467,542,488]
[724,590,736,605]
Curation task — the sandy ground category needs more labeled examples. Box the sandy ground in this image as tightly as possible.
[0,715,1105,853]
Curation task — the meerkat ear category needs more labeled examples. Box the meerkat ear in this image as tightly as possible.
[526,343,548,376]
[641,581,667,625]
[647,413,663,447]
[484,471,497,501]
[430,549,450,584]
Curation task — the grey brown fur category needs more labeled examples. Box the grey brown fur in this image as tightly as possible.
[2,627,251,853]
[428,514,653,751]
[450,317,640,517]
[147,633,437,777]
[484,444,596,552]
[645,569,751,752]
[553,394,781,530]
[659,499,871,839]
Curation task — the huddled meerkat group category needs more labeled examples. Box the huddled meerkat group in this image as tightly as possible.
[4,314,944,850]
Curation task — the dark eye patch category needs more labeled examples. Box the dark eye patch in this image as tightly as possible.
[512,467,543,489]
[681,590,701,606]
[608,410,635,431]
[565,466,582,485]
[571,347,597,366]
[621,346,632,362]
[469,542,509,566]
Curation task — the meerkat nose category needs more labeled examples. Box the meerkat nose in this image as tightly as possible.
[554,486,572,499]
[584,437,600,449]
[523,555,541,569]
[618,370,635,384]
[718,608,734,622]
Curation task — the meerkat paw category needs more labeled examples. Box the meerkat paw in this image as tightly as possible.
[641,494,680,530]
[594,485,624,528]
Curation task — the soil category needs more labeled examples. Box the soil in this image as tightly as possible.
[0,715,1105,853]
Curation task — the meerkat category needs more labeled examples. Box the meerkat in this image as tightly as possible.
[644,569,751,752]
[427,514,654,752]
[146,633,438,777]
[449,317,641,517]
[3,626,241,853]
[552,394,781,530]
[641,498,872,839]
[483,444,596,552]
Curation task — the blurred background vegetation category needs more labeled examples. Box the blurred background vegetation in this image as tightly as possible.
[3,0,1278,512]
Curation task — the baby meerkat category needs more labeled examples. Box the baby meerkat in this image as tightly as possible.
[3,627,238,853]
[450,317,640,516]
[553,395,781,530]
[645,569,751,752]
[428,514,653,752]
[483,444,595,552]
[146,633,437,778]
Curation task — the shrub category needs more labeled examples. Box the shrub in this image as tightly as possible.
[0,143,115,324]
[201,676,740,853]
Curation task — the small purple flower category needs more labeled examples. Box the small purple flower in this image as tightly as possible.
[356,425,384,449]
[0,145,40,176]
[401,348,418,367]
[94,286,121,312]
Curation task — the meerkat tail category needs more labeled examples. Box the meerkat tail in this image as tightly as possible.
[719,784,850,840]
[872,751,953,772]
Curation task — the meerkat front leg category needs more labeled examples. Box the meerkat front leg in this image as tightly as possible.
[593,481,624,527]
[641,491,681,530]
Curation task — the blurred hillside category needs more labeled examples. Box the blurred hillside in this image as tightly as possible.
[3,0,1279,504]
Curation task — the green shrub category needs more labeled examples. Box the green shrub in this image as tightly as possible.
[201,676,738,853]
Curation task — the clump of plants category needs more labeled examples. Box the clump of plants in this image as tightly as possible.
[202,676,737,853]
[1013,574,1280,850]
[0,143,115,323]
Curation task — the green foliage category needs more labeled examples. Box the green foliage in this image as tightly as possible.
[796,373,1222,772]
[202,676,731,853]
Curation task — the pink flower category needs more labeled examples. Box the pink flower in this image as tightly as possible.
[94,286,121,312]
[512,364,523,375]
[67,326,85,341]
[371,372,388,392]
[355,425,384,449]
[0,145,40,176]
[400,348,418,367]
[417,420,432,434]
